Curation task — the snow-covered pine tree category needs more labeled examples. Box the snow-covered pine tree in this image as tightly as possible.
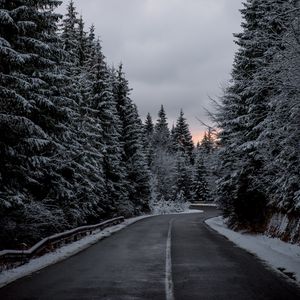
[143,113,155,167]
[114,64,151,214]
[150,106,176,202]
[61,0,79,63]
[77,24,95,112]
[193,157,210,203]
[169,123,179,154]
[216,1,269,226]
[195,129,218,201]
[173,109,194,163]
[145,112,154,137]
[170,124,176,138]
[85,24,96,66]
[164,109,195,203]
[60,0,82,101]
[215,0,293,229]
[60,9,108,225]
[153,105,170,148]
[258,1,300,214]
[77,16,88,67]
[151,148,176,203]
[0,0,81,247]
[200,129,214,155]
[172,153,194,203]
[88,42,128,215]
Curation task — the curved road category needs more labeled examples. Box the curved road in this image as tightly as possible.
[1,207,300,299]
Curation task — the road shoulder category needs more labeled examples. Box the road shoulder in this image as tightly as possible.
[205,216,300,286]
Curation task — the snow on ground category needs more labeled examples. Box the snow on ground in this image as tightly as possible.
[206,216,300,284]
[179,209,203,214]
[0,209,203,288]
[0,216,142,288]
[191,203,218,207]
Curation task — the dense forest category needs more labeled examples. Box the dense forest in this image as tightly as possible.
[215,0,300,242]
[0,0,214,249]
[1,0,299,250]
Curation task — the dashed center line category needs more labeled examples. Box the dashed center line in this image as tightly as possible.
[165,218,174,300]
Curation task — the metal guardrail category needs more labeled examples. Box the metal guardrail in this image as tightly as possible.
[0,216,124,272]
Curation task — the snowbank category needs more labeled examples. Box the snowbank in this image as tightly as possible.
[190,203,218,207]
[266,212,300,244]
[0,210,202,288]
[205,216,300,283]
[149,199,192,215]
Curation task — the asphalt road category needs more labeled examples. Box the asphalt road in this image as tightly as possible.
[1,207,300,300]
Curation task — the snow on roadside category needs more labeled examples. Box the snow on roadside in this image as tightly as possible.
[191,203,218,207]
[205,216,300,283]
[0,215,149,288]
[179,209,203,214]
[0,209,203,288]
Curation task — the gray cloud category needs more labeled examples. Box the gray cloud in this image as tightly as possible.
[58,0,243,142]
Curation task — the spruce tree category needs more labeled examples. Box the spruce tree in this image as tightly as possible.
[200,129,214,155]
[150,106,176,202]
[61,0,79,62]
[88,43,128,215]
[173,109,194,163]
[64,20,109,223]
[0,0,78,247]
[258,2,300,213]
[153,105,170,148]
[216,0,295,228]
[193,158,210,203]
[144,113,155,167]
[145,113,154,137]
[77,16,87,67]
[114,65,151,214]
[173,154,194,203]
[60,0,81,98]
[195,130,218,202]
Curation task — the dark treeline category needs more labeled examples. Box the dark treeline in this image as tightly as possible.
[215,0,300,239]
[0,0,214,249]
[2,0,297,249]
[0,0,150,248]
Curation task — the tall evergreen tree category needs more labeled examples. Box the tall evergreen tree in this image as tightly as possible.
[88,42,128,215]
[216,0,296,228]
[258,2,300,213]
[0,0,78,247]
[173,154,194,203]
[59,1,108,225]
[173,109,194,163]
[77,16,88,67]
[193,157,210,202]
[144,113,155,167]
[61,0,79,61]
[150,106,176,202]
[153,105,170,148]
[114,65,151,214]
[200,129,214,155]
[145,113,154,137]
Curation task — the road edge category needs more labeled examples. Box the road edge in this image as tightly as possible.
[204,216,300,289]
[0,210,203,289]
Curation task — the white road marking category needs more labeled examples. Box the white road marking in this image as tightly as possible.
[165,219,175,300]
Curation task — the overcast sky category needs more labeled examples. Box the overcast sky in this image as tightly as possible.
[57,0,243,143]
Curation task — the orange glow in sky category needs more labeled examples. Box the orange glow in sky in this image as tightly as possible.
[192,130,206,145]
